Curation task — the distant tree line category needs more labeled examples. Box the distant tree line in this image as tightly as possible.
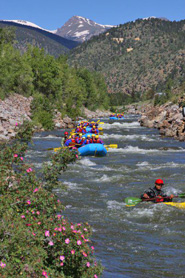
[0,27,110,129]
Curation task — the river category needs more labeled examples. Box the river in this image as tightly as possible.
[27,115,185,278]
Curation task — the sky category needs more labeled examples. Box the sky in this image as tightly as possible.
[0,0,185,30]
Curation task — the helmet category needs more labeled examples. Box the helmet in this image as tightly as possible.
[68,136,71,139]
[87,135,91,137]
[79,133,82,136]
[83,126,86,129]
[155,179,164,185]
[64,132,68,135]
[93,126,96,128]
[82,137,85,139]
[95,135,99,138]
[92,134,95,137]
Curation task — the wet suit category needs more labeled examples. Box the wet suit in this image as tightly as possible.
[141,187,172,202]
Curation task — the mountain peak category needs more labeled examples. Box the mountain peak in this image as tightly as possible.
[56,16,115,42]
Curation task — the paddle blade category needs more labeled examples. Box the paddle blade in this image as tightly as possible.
[99,122,104,124]
[104,144,118,149]
[98,127,103,131]
[179,193,185,198]
[125,197,142,207]
[54,147,62,152]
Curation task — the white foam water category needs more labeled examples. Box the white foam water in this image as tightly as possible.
[79,157,97,166]
[103,122,140,130]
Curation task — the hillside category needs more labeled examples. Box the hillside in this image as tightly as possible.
[0,21,79,57]
[68,18,185,95]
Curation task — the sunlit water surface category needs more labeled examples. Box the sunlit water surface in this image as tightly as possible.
[27,115,185,278]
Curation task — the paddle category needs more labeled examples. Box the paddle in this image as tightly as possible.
[125,194,185,207]
[104,144,118,149]
[99,122,104,124]
[98,127,103,131]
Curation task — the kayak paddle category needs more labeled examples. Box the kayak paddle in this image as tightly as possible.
[125,194,185,207]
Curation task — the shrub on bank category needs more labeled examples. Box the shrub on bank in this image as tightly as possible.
[0,129,103,277]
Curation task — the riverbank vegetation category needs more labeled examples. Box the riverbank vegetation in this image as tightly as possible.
[0,122,103,277]
[0,27,110,130]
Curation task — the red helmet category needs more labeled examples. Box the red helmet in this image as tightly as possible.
[155,179,164,185]
[64,132,68,135]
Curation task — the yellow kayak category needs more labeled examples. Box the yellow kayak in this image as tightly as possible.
[164,202,185,209]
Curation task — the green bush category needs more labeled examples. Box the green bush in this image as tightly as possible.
[0,128,103,278]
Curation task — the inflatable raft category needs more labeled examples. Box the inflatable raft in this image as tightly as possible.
[109,116,124,120]
[78,143,107,157]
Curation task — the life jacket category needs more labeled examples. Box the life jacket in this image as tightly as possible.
[64,139,72,146]
[86,139,90,144]
[97,138,101,143]
[89,138,93,143]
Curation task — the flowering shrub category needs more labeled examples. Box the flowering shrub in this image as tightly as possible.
[0,137,103,277]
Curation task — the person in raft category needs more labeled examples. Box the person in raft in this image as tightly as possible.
[141,179,174,203]
[61,131,68,146]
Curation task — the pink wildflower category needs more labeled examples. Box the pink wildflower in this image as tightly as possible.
[15,122,18,126]
[14,154,18,158]
[83,252,87,257]
[71,249,75,255]
[38,222,41,225]
[71,225,74,230]
[26,200,31,205]
[91,246,95,250]
[20,157,23,161]
[32,232,36,236]
[49,241,54,246]
[84,228,87,232]
[42,271,48,277]
[76,154,78,158]
[0,261,6,268]
[77,240,82,246]
[60,262,64,266]
[65,238,70,244]
[94,275,98,278]
[60,255,65,261]
[62,227,66,231]
[86,262,90,267]
[57,214,62,219]
[45,231,50,237]
[33,188,38,193]
[36,211,40,215]
[21,215,25,219]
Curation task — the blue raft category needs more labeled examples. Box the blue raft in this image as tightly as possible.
[78,143,107,157]
[109,116,124,120]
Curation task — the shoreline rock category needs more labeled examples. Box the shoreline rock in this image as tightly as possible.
[0,94,110,142]
[126,102,185,141]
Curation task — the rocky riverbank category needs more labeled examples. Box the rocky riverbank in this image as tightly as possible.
[0,94,110,141]
[127,102,185,141]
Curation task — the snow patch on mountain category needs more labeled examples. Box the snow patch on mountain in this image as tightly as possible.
[56,16,115,42]
[2,20,57,33]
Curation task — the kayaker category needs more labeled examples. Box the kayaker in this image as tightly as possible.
[141,179,174,202]
[61,131,68,146]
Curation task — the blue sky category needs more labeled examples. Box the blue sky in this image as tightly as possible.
[1,0,185,30]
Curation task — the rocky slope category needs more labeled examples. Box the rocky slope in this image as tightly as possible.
[0,94,109,142]
[69,18,185,95]
[127,102,185,141]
